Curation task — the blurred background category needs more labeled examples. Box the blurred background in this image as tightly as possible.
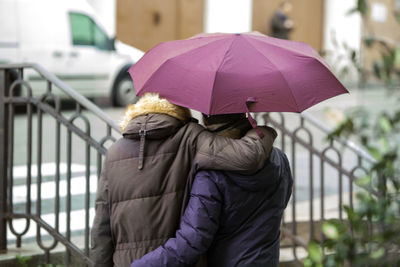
[1,0,400,266]
[3,0,399,111]
[2,0,400,106]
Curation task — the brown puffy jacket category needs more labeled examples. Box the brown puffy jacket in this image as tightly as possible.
[90,94,276,267]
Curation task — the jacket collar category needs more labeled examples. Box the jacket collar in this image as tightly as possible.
[119,93,192,170]
[119,93,191,131]
[122,113,184,140]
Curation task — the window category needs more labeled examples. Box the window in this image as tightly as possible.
[93,22,110,50]
[69,12,111,50]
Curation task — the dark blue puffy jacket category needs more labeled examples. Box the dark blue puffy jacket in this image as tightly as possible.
[131,147,293,267]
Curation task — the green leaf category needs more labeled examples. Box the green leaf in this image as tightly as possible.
[379,116,392,133]
[15,254,31,267]
[351,50,357,61]
[364,36,375,47]
[323,221,340,240]
[373,62,382,79]
[356,192,374,206]
[303,258,313,267]
[378,137,389,153]
[347,0,367,16]
[347,7,358,15]
[394,46,400,67]
[368,146,382,161]
[355,175,371,188]
[370,247,385,259]
[308,241,323,263]
[357,0,368,16]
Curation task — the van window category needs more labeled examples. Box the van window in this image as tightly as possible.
[69,12,110,50]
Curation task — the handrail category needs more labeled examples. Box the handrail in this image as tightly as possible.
[0,63,122,266]
[263,109,377,263]
[301,112,376,163]
[0,63,122,134]
[0,62,377,266]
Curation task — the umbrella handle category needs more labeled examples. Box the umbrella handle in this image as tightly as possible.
[246,98,264,139]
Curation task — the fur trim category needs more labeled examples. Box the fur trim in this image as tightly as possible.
[119,93,192,131]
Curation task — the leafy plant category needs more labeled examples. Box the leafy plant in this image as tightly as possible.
[16,254,31,267]
[306,1,400,266]
[15,254,64,267]
[347,0,368,16]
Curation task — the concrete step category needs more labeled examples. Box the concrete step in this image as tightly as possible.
[8,163,97,244]
[1,238,306,267]
[2,220,317,266]
[0,235,87,267]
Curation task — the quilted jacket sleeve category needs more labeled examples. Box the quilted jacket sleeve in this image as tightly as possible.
[90,163,114,267]
[194,126,277,175]
[130,171,222,267]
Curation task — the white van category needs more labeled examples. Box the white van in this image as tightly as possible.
[0,0,144,106]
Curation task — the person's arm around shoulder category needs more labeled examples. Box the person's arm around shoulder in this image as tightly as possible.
[90,163,114,267]
[195,126,277,174]
[131,171,222,267]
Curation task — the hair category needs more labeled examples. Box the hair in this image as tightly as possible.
[202,113,246,126]
[202,113,250,139]
[120,93,192,131]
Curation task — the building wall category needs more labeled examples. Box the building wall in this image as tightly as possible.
[363,0,400,71]
[178,0,205,37]
[116,0,204,51]
[252,0,324,51]
[98,0,370,83]
[116,0,254,51]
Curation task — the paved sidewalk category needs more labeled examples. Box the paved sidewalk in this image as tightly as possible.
[304,86,398,126]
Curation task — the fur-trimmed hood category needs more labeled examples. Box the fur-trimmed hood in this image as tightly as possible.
[120,93,192,131]
[119,93,193,170]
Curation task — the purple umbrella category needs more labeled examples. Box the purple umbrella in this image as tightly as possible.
[129,32,348,116]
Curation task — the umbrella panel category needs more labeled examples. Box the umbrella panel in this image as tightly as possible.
[129,33,349,115]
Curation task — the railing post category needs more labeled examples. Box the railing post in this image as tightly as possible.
[0,69,9,253]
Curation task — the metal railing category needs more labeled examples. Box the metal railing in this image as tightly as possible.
[0,63,374,266]
[0,63,121,266]
[257,112,376,262]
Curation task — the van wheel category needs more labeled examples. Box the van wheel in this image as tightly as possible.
[112,72,138,107]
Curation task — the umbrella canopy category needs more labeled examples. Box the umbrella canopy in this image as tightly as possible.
[129,32,348,115]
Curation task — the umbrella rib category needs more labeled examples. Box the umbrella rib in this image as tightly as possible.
[208,36,236,115]
[242,37,301,112]
[140,38,232,95]
[249,36,333,71]
[247,35,320,59]
[246,38,348,111]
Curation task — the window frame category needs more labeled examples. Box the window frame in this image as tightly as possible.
[68,11,112,51]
